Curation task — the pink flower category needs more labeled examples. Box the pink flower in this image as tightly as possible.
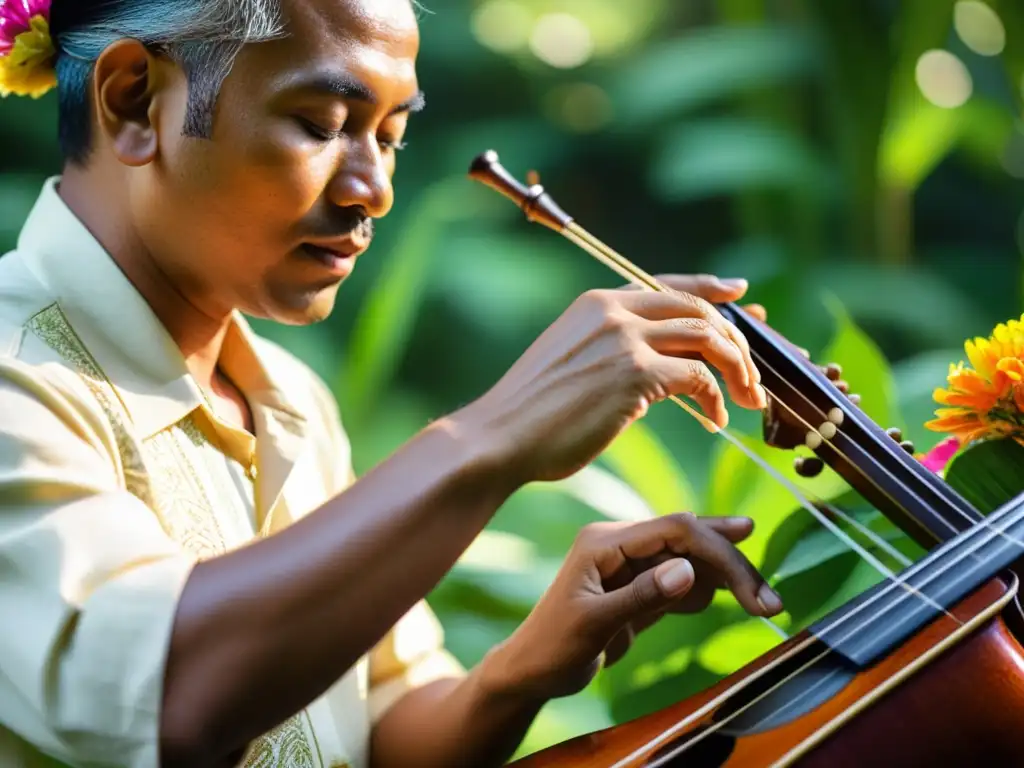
[918,436,961,474]
[0,0,51,56]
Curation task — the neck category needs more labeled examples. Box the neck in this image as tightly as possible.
[59,166,232,390]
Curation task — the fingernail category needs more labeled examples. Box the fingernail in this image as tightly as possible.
[752,383,768,409]
[657,559,694,595]
[757,584,783,615]
[721,278,748,290]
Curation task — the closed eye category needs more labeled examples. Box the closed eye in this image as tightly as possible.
[296,116,342,142]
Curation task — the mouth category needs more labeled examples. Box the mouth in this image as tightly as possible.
[299,238,368,276]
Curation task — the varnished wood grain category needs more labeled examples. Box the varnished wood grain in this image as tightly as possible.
[514,576,1024,767]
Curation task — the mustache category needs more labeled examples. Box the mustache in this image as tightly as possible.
[304,207,374,241]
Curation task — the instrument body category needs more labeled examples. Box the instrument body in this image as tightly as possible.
[467,150,1024,767]
[515,576,1024,767]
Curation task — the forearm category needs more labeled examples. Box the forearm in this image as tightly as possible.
[369,657,546,768]
[159,411,519,767]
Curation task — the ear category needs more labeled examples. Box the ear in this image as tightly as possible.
[91,39,171,167]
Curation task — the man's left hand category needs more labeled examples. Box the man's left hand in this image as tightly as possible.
[483,513,784,701]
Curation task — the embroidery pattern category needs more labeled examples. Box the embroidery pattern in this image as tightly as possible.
[26,304,154,507]
[26,303,323,768]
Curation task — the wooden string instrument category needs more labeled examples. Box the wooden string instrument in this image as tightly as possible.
[467,150,1024,767]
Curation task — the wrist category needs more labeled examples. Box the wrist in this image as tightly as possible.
[475,638,551,709]
[441,399,529,494]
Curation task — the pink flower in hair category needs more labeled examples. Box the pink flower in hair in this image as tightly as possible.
[0,0,51,55]
[0,0,56,98]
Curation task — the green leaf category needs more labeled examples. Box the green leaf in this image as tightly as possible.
[651,119,830,202]
[813,262,988,348]
[819,294,902,430]
[599,420,698,515]
[702,431,847,570]
[532,465,656,523]
[608,25,817,126]
[944,438,1024,515]
[772,508,904,581]
[697,617,784,674]
[879,101,962,191]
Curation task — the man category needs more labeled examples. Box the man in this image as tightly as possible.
[0,0,782,766]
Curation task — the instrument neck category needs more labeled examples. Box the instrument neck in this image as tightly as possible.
[812,490,1024,667]
[718,302,982,549]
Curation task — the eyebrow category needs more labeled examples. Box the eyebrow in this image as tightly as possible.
[292,72,425,115]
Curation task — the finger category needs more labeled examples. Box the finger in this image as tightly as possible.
[590,514,782,618]
[742,303,767,322]
[653,274,750,304]
[614,289,713,321]
[698,516,755,544]
[643,317,751,407]
[617,288,765,409]
[659,513,781,617]
[654,357,729,427]
[601,557,696,624]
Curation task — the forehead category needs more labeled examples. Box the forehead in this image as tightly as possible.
[266,0,420,88]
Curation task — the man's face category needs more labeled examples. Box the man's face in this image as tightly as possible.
[132,0,421,325]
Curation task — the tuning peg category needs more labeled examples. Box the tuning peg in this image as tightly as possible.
[900,440,915,454]
[794,456,825,478]
[526,170,541,186]
[848,393,861,407]
[822,363,843,381]
[886,427,903,442]
[833,380,850,394]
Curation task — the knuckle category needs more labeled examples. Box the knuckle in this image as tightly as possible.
[667,511,698,531]
[575,522,612,549]
[686,362,715,392]
[631,579,653,611]
[580,288,615,313]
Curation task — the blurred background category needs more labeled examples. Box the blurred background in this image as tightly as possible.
[3,0,1023,759]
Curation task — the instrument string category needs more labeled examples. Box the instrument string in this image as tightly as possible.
[567,222,1024,561]
[570,222,1024,762]
[634,494,1024,767]
[469,164,1023,766]
[565,226,959,598]
[565,228,914,560]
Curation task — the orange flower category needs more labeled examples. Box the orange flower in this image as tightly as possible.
[925,313,1024,447]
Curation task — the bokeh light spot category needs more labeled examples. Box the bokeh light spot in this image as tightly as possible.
[915,50,973,109]
[544,82,613,133]
[471,0,532,53]
[529,13,594,69]
[954,1,1005,57]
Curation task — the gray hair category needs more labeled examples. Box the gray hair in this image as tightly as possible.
[53,0,287,162]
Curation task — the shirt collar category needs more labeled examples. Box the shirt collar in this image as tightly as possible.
[17,177,305,439]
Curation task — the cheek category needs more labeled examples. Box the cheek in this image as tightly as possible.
[155,126,336,252]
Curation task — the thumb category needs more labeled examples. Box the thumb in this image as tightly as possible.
[601,558,695,627]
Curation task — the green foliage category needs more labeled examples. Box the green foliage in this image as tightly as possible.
[3,0,1021,761]
[944,438,1024,514]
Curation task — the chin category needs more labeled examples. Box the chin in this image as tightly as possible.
[258,285,341,326]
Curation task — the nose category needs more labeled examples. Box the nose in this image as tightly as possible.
[327,135,394,218]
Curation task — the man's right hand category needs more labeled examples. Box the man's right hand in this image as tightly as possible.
[461,274,768,484]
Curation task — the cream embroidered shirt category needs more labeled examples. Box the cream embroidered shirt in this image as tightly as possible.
[0,179,465,768]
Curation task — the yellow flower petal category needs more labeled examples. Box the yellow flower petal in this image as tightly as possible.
[0,16,56,99]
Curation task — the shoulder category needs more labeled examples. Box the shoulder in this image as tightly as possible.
[0,249,110,430]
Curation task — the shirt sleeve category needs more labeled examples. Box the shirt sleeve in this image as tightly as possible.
[0,360,197,767]
[366,600,467,724]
